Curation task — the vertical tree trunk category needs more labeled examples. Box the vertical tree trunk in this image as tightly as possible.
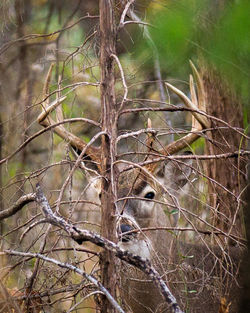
[99,1,118,312]
[239,164,250,311]
[14,0,31,198]
[202,66,246,240]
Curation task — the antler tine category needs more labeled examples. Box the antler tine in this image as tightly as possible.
[158,62,209,157]
[146,118,155,153]
[189,60,206,112]
[37,65,101,170]
[189,74,202,133]
[165,81,208,129]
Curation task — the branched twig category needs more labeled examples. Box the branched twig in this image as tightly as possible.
[121,102,249,140]
[119,225,246,244]
[118,150,250,161]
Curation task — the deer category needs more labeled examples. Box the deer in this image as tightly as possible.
[37,63,243,313]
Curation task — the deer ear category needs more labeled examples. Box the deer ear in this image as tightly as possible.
[158,151,194,192]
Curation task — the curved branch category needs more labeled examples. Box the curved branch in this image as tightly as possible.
[0,193,36,221]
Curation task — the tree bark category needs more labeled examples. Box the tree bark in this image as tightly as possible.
[99,1,118,312]
[202,66,247,240]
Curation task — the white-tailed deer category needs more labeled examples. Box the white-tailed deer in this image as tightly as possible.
[37,63,242,313]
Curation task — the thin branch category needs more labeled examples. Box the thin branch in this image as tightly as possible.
[117,128,158,142]
[121,101,249,140]
[123,20,153,27]
[118,225,246,245]
[120,150,250,161]
[66,291,104,313]
[20,219,48,242]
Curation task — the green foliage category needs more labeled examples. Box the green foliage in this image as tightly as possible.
[138,0,250,101]
[203,0,250,102]
[5,162,23,182]
[190,137,205,154]
[149,0,204,72]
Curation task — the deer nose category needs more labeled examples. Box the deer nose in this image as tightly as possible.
[119,224,135,242]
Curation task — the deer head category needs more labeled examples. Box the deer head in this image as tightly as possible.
[37,63,241,313]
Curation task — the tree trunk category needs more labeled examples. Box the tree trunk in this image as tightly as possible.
[202,66,246,241]
[99,1,118,312]
[239,163,250,311]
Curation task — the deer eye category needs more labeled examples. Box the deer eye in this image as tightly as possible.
[144,192,155,199]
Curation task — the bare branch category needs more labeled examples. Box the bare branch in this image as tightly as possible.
[120,103,249,140]
[118,149,250,160]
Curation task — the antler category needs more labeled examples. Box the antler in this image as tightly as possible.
[143,62,209,173]
[160,61,209,156]
[37,64,101,170]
